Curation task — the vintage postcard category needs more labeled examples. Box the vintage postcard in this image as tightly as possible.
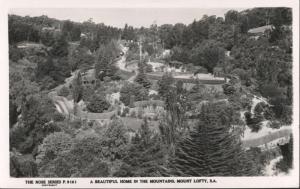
[0,0,299,188]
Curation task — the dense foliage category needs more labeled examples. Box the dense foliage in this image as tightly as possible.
[8,7,293,177]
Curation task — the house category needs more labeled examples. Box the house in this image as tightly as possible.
[248,25,273,39]
[42,26,56,32]
[248,25,273,35]
[80,69,96,86]
[16,42,44,50]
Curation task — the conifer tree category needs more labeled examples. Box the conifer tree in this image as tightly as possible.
[114,119,167,177]
[134,62,151,89]
[72,72,83,103]
[170,102,259,176]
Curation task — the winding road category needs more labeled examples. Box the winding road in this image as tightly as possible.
[116,44,138,82]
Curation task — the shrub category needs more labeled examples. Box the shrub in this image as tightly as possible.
[248,122,262,132]
[240,95,252,110]
[259,84,284,99]
[121,107,130,117]
[120,83,148,106]
[264,107,275,120]
[9,46,24,62]
[10,151,38,177]
[248,114,264,132]
[269,121,281,129]
[244,112,263,132]
[254,102,267,115]
[86,95,110,113]
[52,112,65,122]
[222,83,236,95]
[145,64,153,73]
[58,86,70,97]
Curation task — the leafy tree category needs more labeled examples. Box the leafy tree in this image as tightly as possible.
[58,86,70,97]
[10,150,38,177]
[101,118,129,161]
[225,10,239,25]
[61,20,82,41]
[95,42,119,81]
[68,47,94,71]
[170,46,190,63]
[43,136,107,177]
[157,73,174,98]
[35,57,55,81]
[222,83,236,95]
[122,23,135,41]
[170,102,259,176]
[9,45,24,62]
[120,82,148,106]
[40,31,55,46]
[50,35,69,57]
[36,132,73,175]
[193,40,225,73]
[9,92,60,156]
[8,14,41,44]
[86,94,110,113]
[114,119,167,177]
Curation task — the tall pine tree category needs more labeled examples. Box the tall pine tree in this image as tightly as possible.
[170,102,259,176]
[134,62,151,89]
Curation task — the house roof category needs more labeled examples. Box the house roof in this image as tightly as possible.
[248,25,273,34]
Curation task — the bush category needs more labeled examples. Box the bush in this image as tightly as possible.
[52,112,65,122]
[264,107,275,120]
[9,46,24,62]
[222,83,236,95]
[254,102,267,115]
[10,151,38,177]
[248,114,264,132]
[58,86,70,97]
[82,86,95,101]
[120,83,148,106]
[248,123,262,132]
[145,64,153,73]
[269,121,281,129]
[240,95,252,110]
[244,112,263,132]
[86,95,110,113]
[260,84,284,99]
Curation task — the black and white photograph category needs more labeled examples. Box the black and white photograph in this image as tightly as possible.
[0,0,299,188]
